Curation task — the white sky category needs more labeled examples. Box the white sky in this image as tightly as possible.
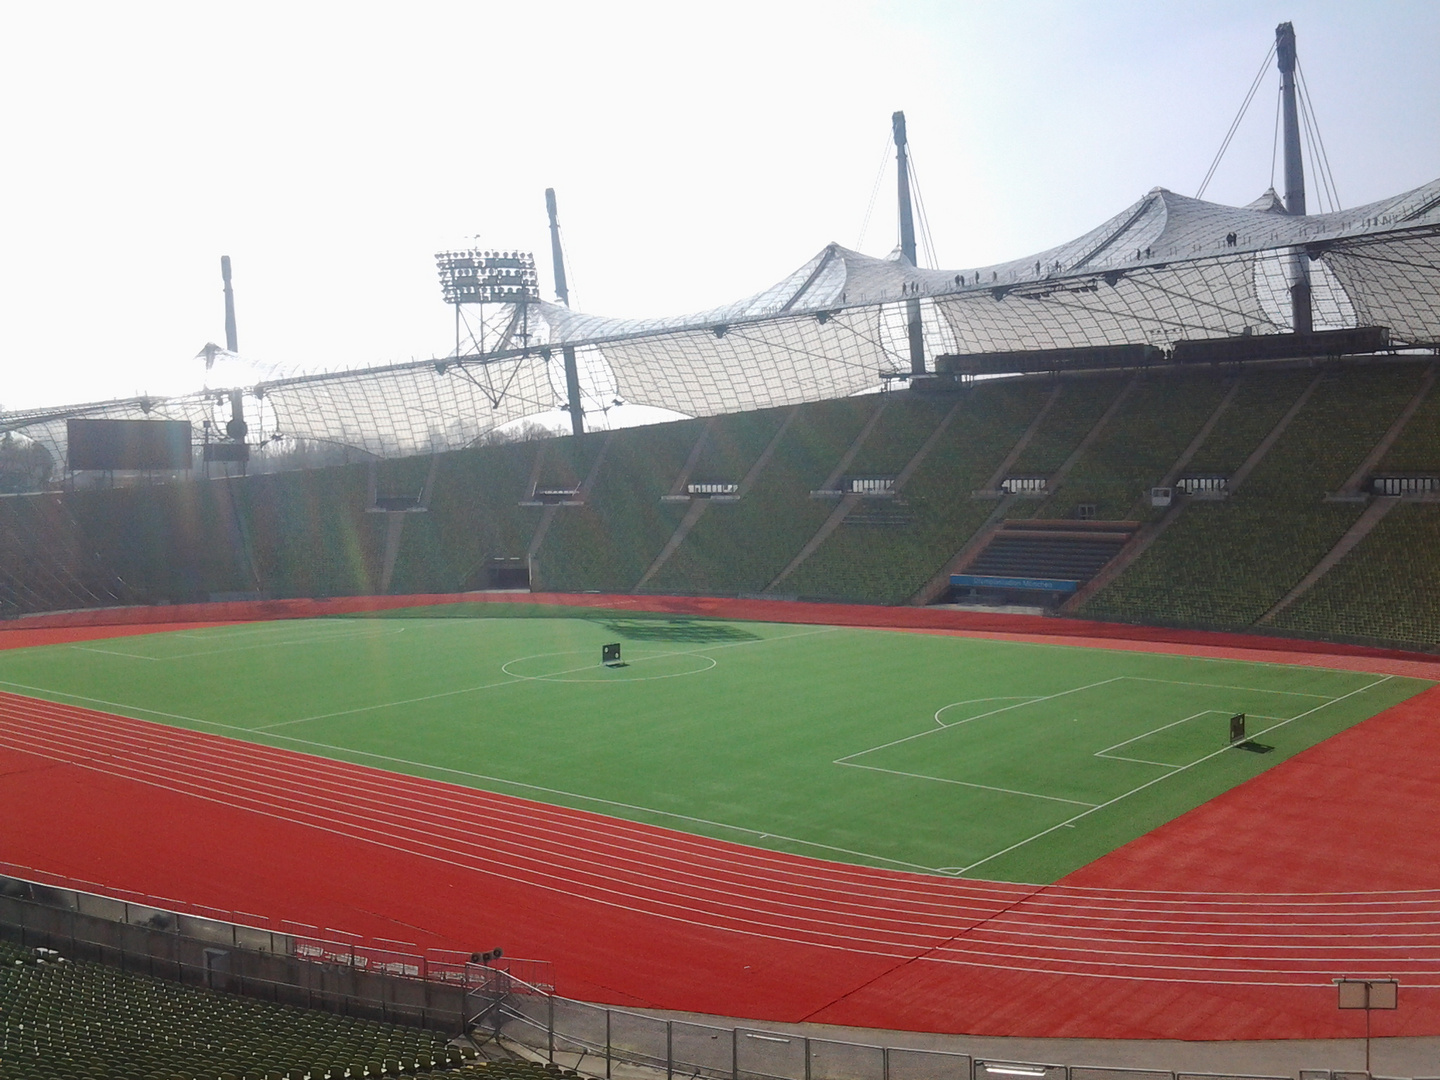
[2,0,1437,410]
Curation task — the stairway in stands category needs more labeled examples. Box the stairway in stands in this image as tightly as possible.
[965,520,1137,584]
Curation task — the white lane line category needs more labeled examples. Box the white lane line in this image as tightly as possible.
[0,674,937,875]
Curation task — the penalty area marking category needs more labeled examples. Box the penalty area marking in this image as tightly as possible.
[953,674,1396,876]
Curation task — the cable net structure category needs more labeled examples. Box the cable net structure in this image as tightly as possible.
[5,178,1439,472]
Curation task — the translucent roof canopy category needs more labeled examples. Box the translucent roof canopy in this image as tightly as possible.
[6,178,1439,469]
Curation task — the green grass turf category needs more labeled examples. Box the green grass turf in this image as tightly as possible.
[0,607,1427,883]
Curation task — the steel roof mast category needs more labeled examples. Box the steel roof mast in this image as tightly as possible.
[1276,22,1313,333]
[546,187,584,437]
[892,111,926,376]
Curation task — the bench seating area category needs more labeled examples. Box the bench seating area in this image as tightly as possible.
[1080,364,1428,629]
[0,493,131,617]
[1272,502,1440,647]
[965,521,1134,584]
[0,940,469,1080]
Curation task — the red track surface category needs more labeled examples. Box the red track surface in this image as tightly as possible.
[3,597,1440,1040]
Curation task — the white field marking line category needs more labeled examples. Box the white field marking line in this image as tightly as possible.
[67,646,161,661]
[500,649,717,683]
[0,740,927,960]
[1093,711,1219,757]
[165,619,447,641]
[836,762,1098,807]
[1097,755,1182,769]
[1093,710,1300,770]
[0,679,940,877]
[958,674,1397,874]
[21,720,1435,964]
[129,626,410,660]
[927,627,1440,682]
[258,624,836,729]
[66,624,409,662]
[0,703,979,938]
[834,676,1128,763]
[1123,675,1338,699]
[933,696,1042,727]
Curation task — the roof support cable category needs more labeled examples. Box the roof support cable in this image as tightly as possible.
[1197,41,1277,200]
[907,147,941,268]
[1297,60,1342,212]
[855,133,894,251]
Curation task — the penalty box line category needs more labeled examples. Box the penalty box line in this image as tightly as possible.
[839,672,1328,765]
[1091,710,1293,768]
[835,760,1098,807]
[956,674,1396,876]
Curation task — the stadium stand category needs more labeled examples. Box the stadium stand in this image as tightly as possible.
[534,420,702,592]
[643,397,882,596]
[1079,363,1430,629]
[1271,502,1440,647]
[781,381,1052,603]
[0,493,132,617]
[1375,368,1440,475]
[239,465,387,599]
[1001,375,1127,489]
[388,441,542,594]
[0,939,469,1080]
[1035,373,1231,521]
[72,481,252,604]
[6,359,1440,647]
[1175,369,1317,479]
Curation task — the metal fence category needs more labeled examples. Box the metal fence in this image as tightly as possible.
[2,868,1431,1080]
[475,972,1373,1080]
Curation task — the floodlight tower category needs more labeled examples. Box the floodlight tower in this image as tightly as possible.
[892,111,926,375]
[434,246,541,359]
[1276,22,1313,333]
[546,188,585,437]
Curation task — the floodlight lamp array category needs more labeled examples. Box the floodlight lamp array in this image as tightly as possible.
[435,249,540,305]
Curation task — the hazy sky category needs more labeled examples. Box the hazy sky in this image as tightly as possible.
[3,1,1437,410]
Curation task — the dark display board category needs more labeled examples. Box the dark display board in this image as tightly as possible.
[67,419,193,471]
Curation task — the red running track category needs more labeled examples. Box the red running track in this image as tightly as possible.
[4,680,1440,1042]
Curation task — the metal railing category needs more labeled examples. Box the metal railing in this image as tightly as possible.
[472,970,1369,1080]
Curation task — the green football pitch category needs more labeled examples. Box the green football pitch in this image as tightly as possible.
[0,605,1427,883]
